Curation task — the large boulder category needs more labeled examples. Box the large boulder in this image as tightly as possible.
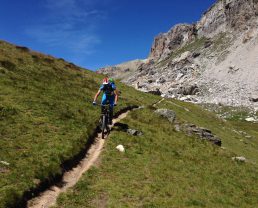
[148,88,162,96]
[155,109,176,123]
[249,95,258,102]
[178,84,199,95]
[183,124,222,146]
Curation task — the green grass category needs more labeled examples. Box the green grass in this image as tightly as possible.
[200,103,257,121]
[55,107,258,208]
[0,40,159,207]
[1,39,258,208]
[156,99,258,165]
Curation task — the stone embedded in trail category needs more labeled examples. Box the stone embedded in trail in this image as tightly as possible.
[154,109,176,123]
[127,129,143,136]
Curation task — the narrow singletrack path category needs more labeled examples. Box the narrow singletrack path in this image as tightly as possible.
[153,98,165,107]
[28,111,130,208]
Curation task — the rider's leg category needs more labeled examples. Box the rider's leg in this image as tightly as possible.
[108,96,115,125]
[101,94,107,114]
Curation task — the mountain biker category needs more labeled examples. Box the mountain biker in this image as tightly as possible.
[93,77,118,124]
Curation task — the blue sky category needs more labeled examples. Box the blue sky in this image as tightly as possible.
[0,0,216,70]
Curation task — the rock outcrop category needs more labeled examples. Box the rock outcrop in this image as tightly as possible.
[182,124,222,146]
[154,109,176,123]
[150,0,258,62]
[127,129,143,136]
[149,24,197,60]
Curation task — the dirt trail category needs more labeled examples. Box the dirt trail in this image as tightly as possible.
[153,98,165,107]
[28,111,130,208]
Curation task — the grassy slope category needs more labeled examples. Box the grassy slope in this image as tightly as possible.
[56,107,258,208]
[0,40,159,207]
[158,99,258,165]
[1,39,258,207]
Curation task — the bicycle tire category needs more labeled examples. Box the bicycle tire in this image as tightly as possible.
[101,115,106,139]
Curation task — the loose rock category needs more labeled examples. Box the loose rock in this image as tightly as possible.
[249,96,258,102]
[127,129,143,136]
[116,145,125,152]
[0,161,10,166]
[245,117,257,122]
[155,109,176,123]
[174,124,181,132]
[183,124,222,146]
[178,84,199,95]
[232,156,246,162]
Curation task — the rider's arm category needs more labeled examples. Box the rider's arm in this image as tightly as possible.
[93,90,101,102]
[114,89,118,104]
[111,83,118,104]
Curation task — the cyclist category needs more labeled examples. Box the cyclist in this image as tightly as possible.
[93,77,118,124]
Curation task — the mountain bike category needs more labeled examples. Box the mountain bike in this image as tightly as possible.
[99,104,111,139]
[93,101,116,139]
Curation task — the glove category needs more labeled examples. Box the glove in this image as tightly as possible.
[92,101,96,106]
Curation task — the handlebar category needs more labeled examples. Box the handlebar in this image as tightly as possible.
[93,102,116,107]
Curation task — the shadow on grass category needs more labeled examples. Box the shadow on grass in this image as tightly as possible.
[11,106,138,208]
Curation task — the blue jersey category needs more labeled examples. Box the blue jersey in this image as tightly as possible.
[100,83,116,106]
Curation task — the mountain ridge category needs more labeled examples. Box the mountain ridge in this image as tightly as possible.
[98,0,258,110]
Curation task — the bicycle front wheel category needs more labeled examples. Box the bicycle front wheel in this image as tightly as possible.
[101,115,106,139]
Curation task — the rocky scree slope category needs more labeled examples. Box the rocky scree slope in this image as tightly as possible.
[98,0,258,110]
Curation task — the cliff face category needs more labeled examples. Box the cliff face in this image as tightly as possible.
[149,24,197,60]
[150,0,258,61]
[197,0,258,35]
[99,0,258,109]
